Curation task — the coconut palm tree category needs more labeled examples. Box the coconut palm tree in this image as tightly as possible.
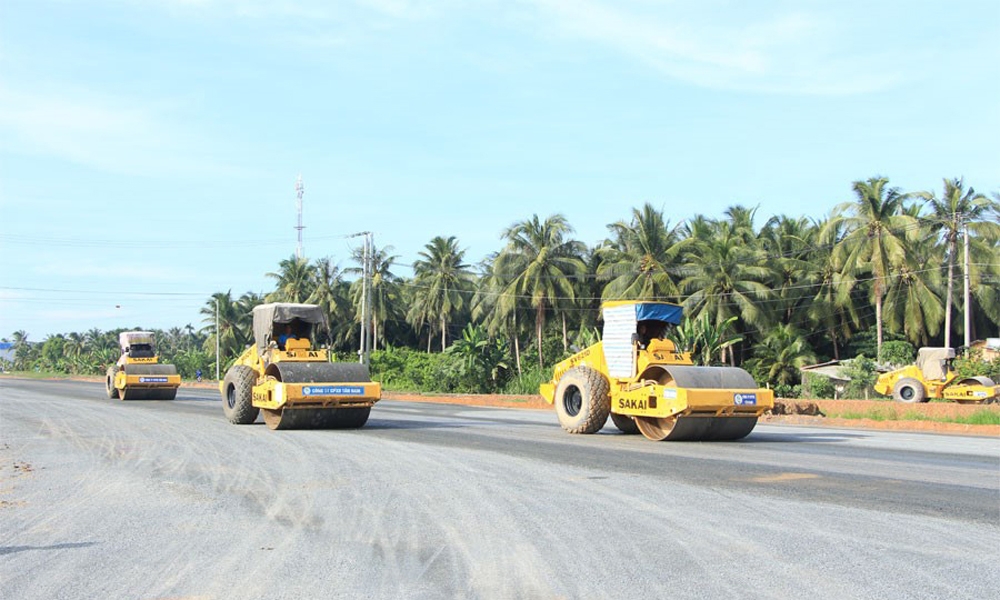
[308,257,350,347]
[596,203,687,301]
[347,244,402,351]
[920,178,1000,346]
[266,255,315,303]
[831,176,917,362]
[678,221,772,364]
[493,214,587,367]
[408,236,473,351]
[748,323,817,388]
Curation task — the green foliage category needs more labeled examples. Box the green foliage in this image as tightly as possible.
[669,314,742,366]
[802,373,837,399]
[369,347,459,392]
[839,355,879,399]
[501,365,550,395]
[447,324,511,393]
[879,340,916,367]
[846,329,907,363]
[953,349,1000,381]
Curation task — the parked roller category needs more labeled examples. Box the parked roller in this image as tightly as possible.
[220,303,381,430]
[540,301,774,441]
[874,347,999,404]
[106,332,181,400]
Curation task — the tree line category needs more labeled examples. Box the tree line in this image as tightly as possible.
[5,176,999,397]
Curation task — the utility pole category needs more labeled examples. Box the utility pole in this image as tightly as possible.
[295,175,305,259]
[963,222,971,348]
[215,297,220,381]
[350,231,374,365]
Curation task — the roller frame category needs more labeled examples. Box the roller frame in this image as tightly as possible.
[113,362,180,401]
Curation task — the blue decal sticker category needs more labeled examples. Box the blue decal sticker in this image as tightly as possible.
[733,393,757,406]
[302,385,365,396]
[139,377,169,383]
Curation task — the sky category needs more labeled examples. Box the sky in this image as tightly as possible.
[1,0,998,340]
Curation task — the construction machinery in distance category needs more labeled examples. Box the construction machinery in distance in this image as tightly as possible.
[874,347,999,403]
[540,301,774,441]
[106,331,181,400]
[220,303,381,430]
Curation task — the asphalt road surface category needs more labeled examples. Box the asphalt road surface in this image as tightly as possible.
[2,377,998,600]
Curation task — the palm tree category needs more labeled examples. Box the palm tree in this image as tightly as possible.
[493,214,587,367]
[882,237,944,346]
[920,178,1000,347]
[678,221,772,364]
[811,216,860,359]
[308,257,350,347]
[408,236,473,351]
[266,255,314,303]
[200,291,247,368]
[596,203,687,301]
[831,176,917,362]
[348,244,402,351]
[748,324,817,388]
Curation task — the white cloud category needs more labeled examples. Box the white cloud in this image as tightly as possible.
[526,0,908,94]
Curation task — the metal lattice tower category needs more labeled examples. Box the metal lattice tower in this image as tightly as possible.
[295,175,305,259]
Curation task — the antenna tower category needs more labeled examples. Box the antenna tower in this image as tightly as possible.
[295,175,305,259]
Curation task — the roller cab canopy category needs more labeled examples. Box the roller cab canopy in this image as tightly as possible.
[119,331,156,352]
[252,303,328,352]
[916,347,955,381]
[601,301,683,378]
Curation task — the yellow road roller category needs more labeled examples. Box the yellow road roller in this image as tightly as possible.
[220,303,381,430]
[874,347,999,403]
[106,331,181,400]
[540,301,774,441]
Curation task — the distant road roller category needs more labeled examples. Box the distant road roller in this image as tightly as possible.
[540,301,774,441]
[874,347,999,403]
[106,331,181,400]
[220,303,381,430]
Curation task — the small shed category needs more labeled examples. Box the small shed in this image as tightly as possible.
[799,360,850,399]
[968,339,1000,361]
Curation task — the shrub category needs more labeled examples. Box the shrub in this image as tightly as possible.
[803,373,837,399]
[839,355,878,399]
[880,341,916,367]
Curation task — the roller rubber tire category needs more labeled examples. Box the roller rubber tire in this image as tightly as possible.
[106,366,120,399]
[893,377,927,403]
[222,366,259,424]
[553,366,610,434]
[610,412,640,434]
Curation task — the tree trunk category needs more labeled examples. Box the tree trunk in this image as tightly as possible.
[440,315,447,352]
[562,313,568,353]
[513,312,522,375]
[875,283,884,363]
[536,303,545,368]
[426,326,432,353]
[944,234,955,348]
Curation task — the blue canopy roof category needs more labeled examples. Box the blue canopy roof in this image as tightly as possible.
[635,303,683,324]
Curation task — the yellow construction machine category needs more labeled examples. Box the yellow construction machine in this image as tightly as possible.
[220,302,381,430]
[540,301,774,441]
[106,331,181,400]
[874,347,999,403]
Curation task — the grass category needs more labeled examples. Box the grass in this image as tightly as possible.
[831,407,1000,425]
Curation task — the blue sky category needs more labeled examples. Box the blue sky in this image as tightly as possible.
[1,0,998,340]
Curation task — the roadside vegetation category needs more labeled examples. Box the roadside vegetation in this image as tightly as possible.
[4,176,999,399]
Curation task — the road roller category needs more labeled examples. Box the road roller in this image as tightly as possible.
[106,331,181,400]
[220,303,381,430]
[539,301,774,441]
